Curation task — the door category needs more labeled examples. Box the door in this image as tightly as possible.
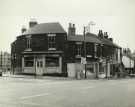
[36,59,43,75]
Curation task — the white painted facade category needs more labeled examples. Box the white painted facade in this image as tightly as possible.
[122,56,134,68]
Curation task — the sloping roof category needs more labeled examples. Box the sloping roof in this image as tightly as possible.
[23,22,66,35]
[100,38,121,48]
[67,33,103,44]
[67,32,121,48]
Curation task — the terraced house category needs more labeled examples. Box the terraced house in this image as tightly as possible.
[11,20,123,78]
[66,24,122,78]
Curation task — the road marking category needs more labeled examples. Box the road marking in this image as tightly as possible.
[80,86,95,89]
[20,101,41,106]
[21,93,51,100]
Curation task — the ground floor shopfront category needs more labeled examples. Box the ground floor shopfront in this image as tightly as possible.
[21,51,64,76]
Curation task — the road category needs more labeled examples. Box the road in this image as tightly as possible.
[0,77,134,107]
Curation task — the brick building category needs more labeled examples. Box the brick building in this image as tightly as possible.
[11,21,122,78]
[11,21,67,76]
[66,24,122,78]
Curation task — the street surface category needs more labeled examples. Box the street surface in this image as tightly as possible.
[0,76,134,107]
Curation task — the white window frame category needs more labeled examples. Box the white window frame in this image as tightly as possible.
[48,34,56,50]
[26,35,31,50]
[94,43,98,58]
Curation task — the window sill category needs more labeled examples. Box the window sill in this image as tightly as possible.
[25,48,32,52]
[75,55,81,58]
[48,48,56,51]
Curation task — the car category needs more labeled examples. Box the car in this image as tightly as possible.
[0,69,2,76]
[129,74,135,78]
[98,72,106,78]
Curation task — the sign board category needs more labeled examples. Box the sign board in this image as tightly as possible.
[81,57,87,64]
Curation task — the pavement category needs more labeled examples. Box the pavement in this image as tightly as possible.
[2,72,73,80]
[0,75,134,107]
[2,72,131,80]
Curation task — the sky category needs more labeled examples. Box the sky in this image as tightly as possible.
[0,0,135,53]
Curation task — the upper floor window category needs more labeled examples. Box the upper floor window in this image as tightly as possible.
[94,43,98,58]
[76,42,82,57]
[26,35,32,51]
[48,34,56,50]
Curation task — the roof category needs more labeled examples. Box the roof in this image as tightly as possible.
[23,22,66,35]
[100,38,121,48]
[67,33,121,48]
[67,33,103,44]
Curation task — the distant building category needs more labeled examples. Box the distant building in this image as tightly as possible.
[122,48,135,75]
[0,51,11,71]
[11,20,123,78]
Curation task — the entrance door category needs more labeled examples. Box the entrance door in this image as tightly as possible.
[36,59,43,75]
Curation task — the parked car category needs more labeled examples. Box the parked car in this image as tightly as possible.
[129,74,135,78]
[0,69,2,76]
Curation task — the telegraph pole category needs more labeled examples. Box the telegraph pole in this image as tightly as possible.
[83,27,87,78]
[0,51,2,69]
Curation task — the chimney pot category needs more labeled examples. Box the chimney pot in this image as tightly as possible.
[69,23,72,28]
[109,38,113,42]
[73,24,75,28]
[21,26,27,34]
[29,19,38,28]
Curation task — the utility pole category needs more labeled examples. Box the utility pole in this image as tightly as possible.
[83,27,87,78]
[0,51,2,69]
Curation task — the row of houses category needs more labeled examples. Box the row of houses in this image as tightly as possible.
[0,51,11,72]
[11,20,124,79]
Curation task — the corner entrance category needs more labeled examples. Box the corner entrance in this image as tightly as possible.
[36,58,43,75]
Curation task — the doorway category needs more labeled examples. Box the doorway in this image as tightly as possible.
[36,58,43,75]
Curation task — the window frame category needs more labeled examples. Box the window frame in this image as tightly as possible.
[24,56,34,67]
[76,42,82,57]
[26,35,32,49]
[48,34,56,50]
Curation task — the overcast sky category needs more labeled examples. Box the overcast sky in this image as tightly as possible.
[0,0,135,53]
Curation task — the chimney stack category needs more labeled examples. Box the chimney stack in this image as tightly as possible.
[21,26,27,34]
[104,32,108,39]
[109,38,113,42]
[68,23,76,36]
[29,19,38,28]
[98,30,103,38]
[73,24,75,28]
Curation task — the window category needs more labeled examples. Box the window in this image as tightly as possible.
[48,34,56,50]
[76,42,82,57]
[94,44,98,58]
[46,57,59,67]
[24,56,34,67]
[26,35,31,49]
